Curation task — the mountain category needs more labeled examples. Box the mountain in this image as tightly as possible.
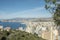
[0,17,53,22]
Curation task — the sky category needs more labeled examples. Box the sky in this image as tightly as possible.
[0,0,52,19]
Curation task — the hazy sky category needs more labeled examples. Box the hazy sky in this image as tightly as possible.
[0,0,52,19]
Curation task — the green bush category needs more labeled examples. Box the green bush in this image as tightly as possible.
[0,30,45,40]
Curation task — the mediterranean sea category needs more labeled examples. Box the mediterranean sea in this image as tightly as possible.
[0,21,26,29]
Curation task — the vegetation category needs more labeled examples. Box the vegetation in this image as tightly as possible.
[45,0,60,26]
[0,30,45,40]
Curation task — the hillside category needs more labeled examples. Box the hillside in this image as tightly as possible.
[0,30,45,40]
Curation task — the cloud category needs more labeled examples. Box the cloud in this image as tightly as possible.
[8,7,45,18]
[0,6,52,19]
[17,7,44,14]
[10,6,45,16]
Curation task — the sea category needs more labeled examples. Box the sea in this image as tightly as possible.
[0,21,26,29]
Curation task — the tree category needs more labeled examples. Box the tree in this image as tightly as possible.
[7,31,45,40]
[1,37,6,40]
[45,0,60,26]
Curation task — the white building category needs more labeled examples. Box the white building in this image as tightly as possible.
[18,27,24,31]
[0,25,3,31]
[25,25,33,33]
[4,27,11,31]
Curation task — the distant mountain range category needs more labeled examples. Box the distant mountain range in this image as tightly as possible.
[0,17,52,20]
[0,17,53,22]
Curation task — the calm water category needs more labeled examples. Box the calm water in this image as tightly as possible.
[0,21,26,29]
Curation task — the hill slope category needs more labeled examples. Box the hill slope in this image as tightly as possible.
[0,30,45,40]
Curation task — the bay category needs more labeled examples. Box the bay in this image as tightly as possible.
[0,21,26,29]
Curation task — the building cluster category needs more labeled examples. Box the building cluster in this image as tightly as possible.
[25,21,59,40]
[0,25,24,32]
[0,25,11,31]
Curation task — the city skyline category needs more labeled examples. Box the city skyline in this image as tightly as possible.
[0,0,52,19]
